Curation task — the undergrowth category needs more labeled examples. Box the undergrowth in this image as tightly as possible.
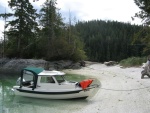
[119,57,147,67]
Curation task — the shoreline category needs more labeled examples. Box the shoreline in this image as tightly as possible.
[64,63,150,113]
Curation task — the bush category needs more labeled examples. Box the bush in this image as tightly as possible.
[119,57,147,67]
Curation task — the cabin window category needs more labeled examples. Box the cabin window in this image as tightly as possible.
[40,77,55,83]
[55,75,65,83]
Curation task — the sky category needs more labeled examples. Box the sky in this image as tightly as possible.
[0,0,142,39]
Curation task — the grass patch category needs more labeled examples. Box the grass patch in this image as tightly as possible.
[119,57,147,67]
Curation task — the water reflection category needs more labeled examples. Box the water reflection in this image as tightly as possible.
[0,74,100,113]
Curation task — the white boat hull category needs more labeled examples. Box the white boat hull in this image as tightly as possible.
[12,67,99,99]
[13,86,94,99]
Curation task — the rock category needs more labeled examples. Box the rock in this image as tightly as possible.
[0,59,46,73]
[104,61,118,66]
[0,58,10,67]
[79,60,86,67]
[53,60,73,70]
[0,58,82,74]
[51,60,81,70]
[69,62,81,69]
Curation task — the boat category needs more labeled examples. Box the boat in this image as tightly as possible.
[12,67,99,99]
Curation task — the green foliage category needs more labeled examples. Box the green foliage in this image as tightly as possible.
[0,41,3,57]
[39,0,64,60]
[2,0,146,63]
[38,0,86,61]
[39,36,87,61]
[133,1,150,58]
[119,57,147,67]
[0,0,86,61]
[134,0,150,25]
[0,0,39,58]
[71,48,87,62]
[75,20,142,62]
[132,26,150,56]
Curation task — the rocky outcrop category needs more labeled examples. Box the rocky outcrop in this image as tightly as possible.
[0,58,47,74]
[0,58,82,74]
[45,60,81,70]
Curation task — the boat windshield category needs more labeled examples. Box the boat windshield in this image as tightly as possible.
[55,75,65,83]
[23,70,34,81]
[20,70,34,87]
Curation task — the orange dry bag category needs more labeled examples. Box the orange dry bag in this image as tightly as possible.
[79,79,93,89]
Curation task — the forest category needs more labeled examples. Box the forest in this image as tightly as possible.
[75,20,144,62]
[0,0,149,62]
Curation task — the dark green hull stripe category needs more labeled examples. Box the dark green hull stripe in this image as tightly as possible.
[16,89,82,95]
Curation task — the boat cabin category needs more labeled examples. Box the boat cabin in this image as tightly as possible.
[18,67,74,90]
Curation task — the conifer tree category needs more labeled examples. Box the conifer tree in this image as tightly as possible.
[134,0,150,24]
[133,0,150,56]
[0,0,38,58]
[39,0,64,59]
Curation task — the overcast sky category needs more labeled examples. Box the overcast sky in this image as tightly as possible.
[0,0,142,39]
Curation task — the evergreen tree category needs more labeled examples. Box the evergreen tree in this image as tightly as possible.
[0,0,38,58]
[134,0,150,25]
[133,0,150,56]
[75,20,142,62]
[39,0,64,59]
[39,0,86,61]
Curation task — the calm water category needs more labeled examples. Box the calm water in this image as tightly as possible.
[0,74,100,113]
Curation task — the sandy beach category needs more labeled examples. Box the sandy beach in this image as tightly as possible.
[64,62,150,113]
